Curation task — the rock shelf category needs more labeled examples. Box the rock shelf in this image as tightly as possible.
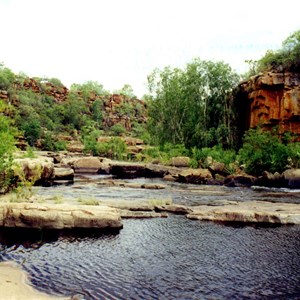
[187,200,300,224]
[0,203,123,230]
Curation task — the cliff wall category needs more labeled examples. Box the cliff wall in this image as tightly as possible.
[237,72,300,139]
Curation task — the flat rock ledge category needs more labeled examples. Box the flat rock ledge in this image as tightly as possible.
[0,203,123,230]
[187,201,300,225]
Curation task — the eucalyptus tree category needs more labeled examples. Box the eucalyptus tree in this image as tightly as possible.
[147,58,239,148]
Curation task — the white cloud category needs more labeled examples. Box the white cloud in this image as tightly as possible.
[1,0,299,97]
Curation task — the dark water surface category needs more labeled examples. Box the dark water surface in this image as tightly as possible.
[1,180,300,299]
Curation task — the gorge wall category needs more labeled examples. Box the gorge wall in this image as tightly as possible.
[0,78,147,132]
[237,72,300,140]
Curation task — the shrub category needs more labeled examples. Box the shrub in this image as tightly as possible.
[238,128,289,175]
[110,124,126,136]
[287,143,300,168]
[0,64,15,90]
[192,145,236,171]
[83,129,101,156]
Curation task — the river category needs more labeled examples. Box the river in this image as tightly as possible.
[0,177,300,299]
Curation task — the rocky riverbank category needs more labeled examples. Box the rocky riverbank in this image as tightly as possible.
[12,151,300,189]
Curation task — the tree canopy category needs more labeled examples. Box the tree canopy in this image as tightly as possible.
[146,58,240,149]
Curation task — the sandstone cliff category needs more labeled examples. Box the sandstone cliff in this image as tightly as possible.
[237,72,300,140]
[0,77,147,133]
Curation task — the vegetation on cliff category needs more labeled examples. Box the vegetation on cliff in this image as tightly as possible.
[246,29,300,75]
[0,30,300,189]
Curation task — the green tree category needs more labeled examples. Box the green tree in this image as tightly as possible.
[115,84,137,99]
[0,101,17,192]
[147,58,239,148]
[0,64,15,90]
[70,81,108,99]
[238,128,289,175]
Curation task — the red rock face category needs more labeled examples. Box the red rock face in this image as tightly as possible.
[239,72,300,139]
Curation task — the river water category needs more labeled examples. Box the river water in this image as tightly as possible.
[1,177,300,299]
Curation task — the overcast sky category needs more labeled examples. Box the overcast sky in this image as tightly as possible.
[1,0,299,97]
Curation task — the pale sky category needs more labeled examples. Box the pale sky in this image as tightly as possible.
[1,0,299,97]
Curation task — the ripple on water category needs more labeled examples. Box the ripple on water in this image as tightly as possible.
[1,215,300,299]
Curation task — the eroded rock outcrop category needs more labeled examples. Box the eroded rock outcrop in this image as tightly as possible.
[237,72,300,139]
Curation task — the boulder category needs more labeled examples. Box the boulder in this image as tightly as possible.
[177,168,212,184]
[282,169,300,188]
[66,141,84,153]
[0,203,122,230]
[170,156,190,167]
[74,157,102,173]
[12,157,54,185]
[53,167,74,181]
[208,162,229,177]
[224,173,257,187]
[256,171,284,188]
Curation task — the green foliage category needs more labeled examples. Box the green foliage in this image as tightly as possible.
[82,128,101,156]
[110,123,127,136]
[147,58,239,149]
[238,128,289,175]
[21,119,42,146]
[42,133,67,151]
[11,163,42,200]
[0,64,15,90]
[97,137,128,160]
[191,145,236,171]
[253,30,300,73]
[0,102,17,192]
[91,99,103,125]
[70,81,108,98]
[287,143,300,168]
[114,84,136,99]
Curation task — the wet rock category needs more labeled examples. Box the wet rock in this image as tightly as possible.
[0,203,123,230]
[187,200,300,225]
[282,169,300,188]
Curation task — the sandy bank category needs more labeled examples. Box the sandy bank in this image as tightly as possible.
[0,261,69,300]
